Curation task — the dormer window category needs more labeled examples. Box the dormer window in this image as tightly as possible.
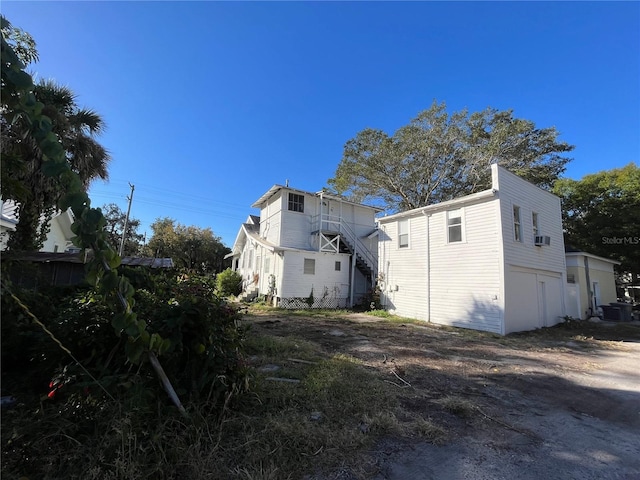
[288,193,304,213]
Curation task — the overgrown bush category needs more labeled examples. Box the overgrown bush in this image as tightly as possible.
[1,270,248,408]
[216,268,243,297]
[1,269,250,478]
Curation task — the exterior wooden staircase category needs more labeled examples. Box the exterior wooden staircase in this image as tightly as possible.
[312,213,377,282]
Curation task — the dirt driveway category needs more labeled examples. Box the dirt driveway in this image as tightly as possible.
[247,312,640,480]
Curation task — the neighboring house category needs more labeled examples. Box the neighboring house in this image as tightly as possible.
[0,200,75,253]
[228,186,381,308]
[565,247,620,319]
[377,164,567,335]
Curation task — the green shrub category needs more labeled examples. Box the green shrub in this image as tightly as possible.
[216,268,243,297]
[1,270,249,410]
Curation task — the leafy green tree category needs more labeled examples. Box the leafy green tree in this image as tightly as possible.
[328,101,574,211]
[553,163,640,276]
[2,78,111,251]
[102,203,144,256]
[1,19,110,251]
[2,14,187,414]
[145,218,230,273]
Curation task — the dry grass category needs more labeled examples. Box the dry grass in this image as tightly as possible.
[6,306,637,479]
[435,396,477,417]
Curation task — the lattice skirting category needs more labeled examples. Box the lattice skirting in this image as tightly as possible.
[278,296,348,309]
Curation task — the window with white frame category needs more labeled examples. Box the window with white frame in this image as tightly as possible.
[513,205,522,242]
[398,219,409,248]
[288,193,304,213]
[304,258,315,274]
[447,209,463,243]
[532,212,539,237]
[335,261,341,271]
[264,257,270,274]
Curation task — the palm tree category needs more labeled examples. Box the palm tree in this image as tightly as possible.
[3,80,110,251]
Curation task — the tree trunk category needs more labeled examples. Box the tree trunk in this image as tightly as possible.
[7,201,42,252]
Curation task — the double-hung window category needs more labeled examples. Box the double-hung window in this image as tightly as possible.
[513,205,523,242]
[398,219,409,248]
[447,209,463,243]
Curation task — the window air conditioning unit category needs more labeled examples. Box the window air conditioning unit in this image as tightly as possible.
[534,235,551,246]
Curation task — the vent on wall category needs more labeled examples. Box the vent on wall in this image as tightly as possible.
[534,235,551,246]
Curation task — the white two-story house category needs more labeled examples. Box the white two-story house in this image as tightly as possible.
[228,185,382,308]
[377,164,567,334]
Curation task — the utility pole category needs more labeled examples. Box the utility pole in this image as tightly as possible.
[119,183,135,257]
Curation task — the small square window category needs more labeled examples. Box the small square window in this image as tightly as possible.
[335,261,341,271]
[398,219,409,248]
[288,193,304,213]
[304,258,315,275]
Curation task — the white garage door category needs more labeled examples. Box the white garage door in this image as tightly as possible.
[506,269,564,333]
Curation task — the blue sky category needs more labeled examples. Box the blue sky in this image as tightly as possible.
[3,1,639,248]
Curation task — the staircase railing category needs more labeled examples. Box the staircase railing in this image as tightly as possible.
[312,213,377,276]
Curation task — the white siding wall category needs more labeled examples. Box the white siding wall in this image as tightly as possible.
[566,254,618,318]
[40,213,74,253]
[379,197,503,333]
[41,220,67,253]
[496,166,566,273]
[333,200,378,239]
[260,192,282,246]
[280,192,318,249]
[379,213,430,320]
[504,267,564,333]
[273,252,285,300]
[255,246,277,296]
[495,165,566,331]
[279,251,351,300]
[429,200,503,333]
[236,240,256,290]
